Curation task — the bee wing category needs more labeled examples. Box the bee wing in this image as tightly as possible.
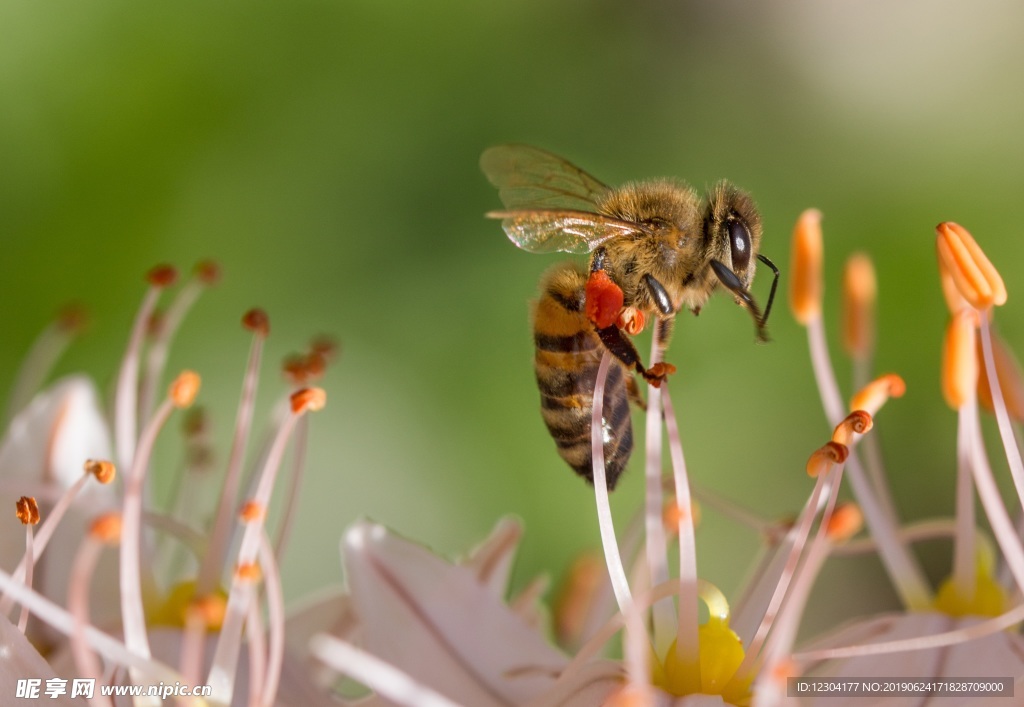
[480,144,611,211]
[487,209,646,254]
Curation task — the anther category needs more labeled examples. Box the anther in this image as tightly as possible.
[188,594,227,630]
[235,562,262,583]
[290,387,327,414]
[170,371,201,408]
[807,441,849,477]
[850,373,906,416]
[242,308,270,337]
[935,222,1007,310]
[831,410,873,446]
[282,354,309,385]
[789,209,823,325]
[90,513,123,544]
[15,496,39,525]
[977,329,1024,421]
[826,502,864,542]
[942,309,979,410]
[56,303,90,334]
[239,501,265,522]
[663,500,701,534]
[310,335,339,362]
[194,260,222,285]
[841,253,876,360]
[183,407,208,438]
[84,459,116,485]
[146,264,179,288]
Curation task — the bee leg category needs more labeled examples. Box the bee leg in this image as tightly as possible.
[642,273,674,315]
[595,324,676,387]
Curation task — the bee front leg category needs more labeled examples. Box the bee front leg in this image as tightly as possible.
[595,324,676,387]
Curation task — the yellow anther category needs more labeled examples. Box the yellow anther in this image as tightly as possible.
[789,209,823,325]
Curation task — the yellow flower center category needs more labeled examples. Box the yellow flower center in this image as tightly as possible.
[148,580,228,630]
[933,548,1007,618]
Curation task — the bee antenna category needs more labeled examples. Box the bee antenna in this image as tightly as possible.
[756,253,780,328]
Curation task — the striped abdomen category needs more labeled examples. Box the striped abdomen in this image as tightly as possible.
[532,262,633,490]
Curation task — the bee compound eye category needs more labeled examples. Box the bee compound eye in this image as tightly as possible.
[728,219,751,273]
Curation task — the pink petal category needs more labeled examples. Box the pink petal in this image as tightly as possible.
[0,614,84,705]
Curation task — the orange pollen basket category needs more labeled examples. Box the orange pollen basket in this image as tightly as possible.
[584,270,624,329]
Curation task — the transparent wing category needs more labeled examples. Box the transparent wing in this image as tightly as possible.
[480,144,611,211]
[488,209,645,254]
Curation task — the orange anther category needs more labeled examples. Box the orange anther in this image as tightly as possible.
[842,253,876,360]
[807,441,848,477]
[850,373,906,416]
[239,501,265,522]
[242,308,270,336]
[15,496,39,525]
[826,502,864,542]
[236,563,262,583]
[170,371,201,408]
[188,594,227,630]
[194,260,222,285]
[831,410,874,446]
[147,265,178,288]
[935,222,1007,310]
[90,513,123,544]
[84,459,116,485]
[789,209,823,325]
[942,309,979,410]
[290,387,327,414]
[663,500,701,533]
[584,270,624,329]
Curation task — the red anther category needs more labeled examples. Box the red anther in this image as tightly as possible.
[310,335,339,362]
[584,270,624,329]
[282,354,308,385]
[147,265,178,288]
[242,308,270,337]
[194,260,222,285]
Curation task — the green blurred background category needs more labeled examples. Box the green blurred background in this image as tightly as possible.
[2,0,1024,636]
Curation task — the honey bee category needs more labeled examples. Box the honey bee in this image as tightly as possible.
[481,144,778,490]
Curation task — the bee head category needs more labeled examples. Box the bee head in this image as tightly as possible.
[704,181,762,290]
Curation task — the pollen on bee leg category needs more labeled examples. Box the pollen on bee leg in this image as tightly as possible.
[84,459,116,484]
[617,307,646,335]
[789,209,823,325]
[15,496,39,525]
[831,410,873,446]
[942,309,980,410]
[806,441,848,478]
[850,373,906,416]
[825,502,864,542]
[935,222,1007,310]
[585,270,624,329]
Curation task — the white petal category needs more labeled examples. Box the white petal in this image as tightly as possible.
[806,612,1024,707]
[0,375,113,497]
[0,614,82,706]
[342,520,569,707]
